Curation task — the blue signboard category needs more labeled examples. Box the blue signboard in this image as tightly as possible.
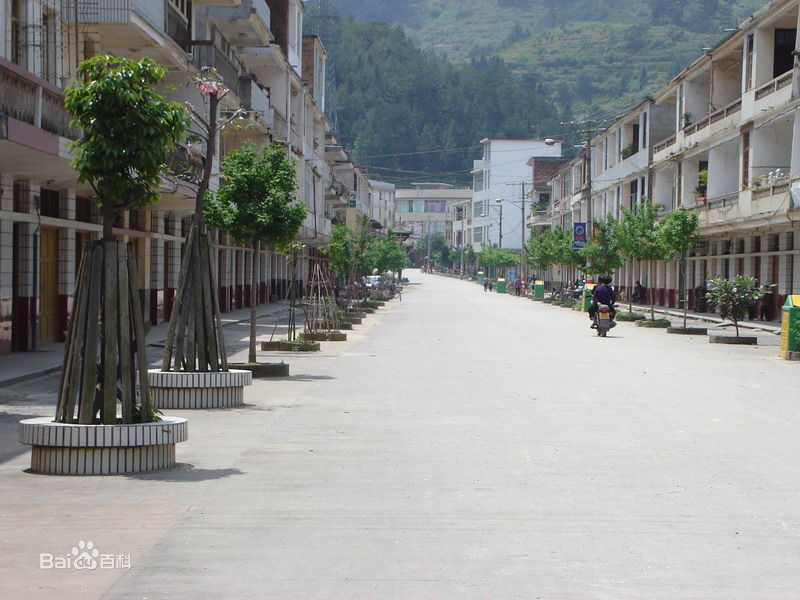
[573,222,587,249]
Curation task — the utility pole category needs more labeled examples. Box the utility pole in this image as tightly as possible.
[498,204,503,249]
[520,181,527,281]
[459,205,465,277]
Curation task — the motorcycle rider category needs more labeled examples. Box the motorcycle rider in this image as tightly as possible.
[588,275,617,328]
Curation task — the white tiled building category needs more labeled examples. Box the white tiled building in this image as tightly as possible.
[0,0,345,354]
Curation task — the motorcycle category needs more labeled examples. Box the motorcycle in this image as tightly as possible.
[593,304,615,337]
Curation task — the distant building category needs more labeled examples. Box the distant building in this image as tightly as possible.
[470,139,562,252]
[394,183,472,241]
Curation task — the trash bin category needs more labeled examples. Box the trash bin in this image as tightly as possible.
[496,278,507,294]
[582,283,595,311]
[533,280,545,300]
[476,271,485,286]
[780,295,800,359]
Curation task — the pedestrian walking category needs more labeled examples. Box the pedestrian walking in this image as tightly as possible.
[632,280,646,302]
[488,278,494,292]
[483,278,489,292]
[514,278,522,296]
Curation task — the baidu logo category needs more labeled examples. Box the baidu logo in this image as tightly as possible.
[40,540,130,570]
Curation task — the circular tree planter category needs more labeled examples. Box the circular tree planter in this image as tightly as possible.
[260,340,321,352]
[635,319,671,328]
[786,351,800,361]
[231,362,290,378]
[148,370,252,409]
[667,327,708,335]
[344,317,363,325]
[346,311,367,319]
[616,312,646,322]
[19,416,188,475]
[339,323,354,331]
[301,332,348,342]
[709,335,758,345]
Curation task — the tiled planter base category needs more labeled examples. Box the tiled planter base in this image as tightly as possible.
[667,327,708,335]
[148,370,252,409]
[709,335,758,345]
[19,416,188,475]
[301,332,347,342]
[230,362,290,378]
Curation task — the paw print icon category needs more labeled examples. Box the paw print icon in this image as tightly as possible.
[71,540,99,570]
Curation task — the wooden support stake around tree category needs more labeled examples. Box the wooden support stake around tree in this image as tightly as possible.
[207,233,228,370]
[199,234,219,371]
[78,243,102,424]
[162,219,198,371]
[57,244,88,422]
[128,247,151,419]
[102,241,119,424]
[118,241,134,423]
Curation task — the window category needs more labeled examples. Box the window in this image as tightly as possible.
[473,172,484,192]
[473,201,484,218]
[473,227,483,243]
[632,123,640,151]
[425,200,446,213]
[742,130,750,188]
[773,29,797,78]
[641,112,647,149]
[630,179,638,207]
[11,0,25,68]
[745,34,754,91]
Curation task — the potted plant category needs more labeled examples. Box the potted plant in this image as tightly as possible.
[20,56,188,474]
[706,275,772,344]
[694,169,708,204]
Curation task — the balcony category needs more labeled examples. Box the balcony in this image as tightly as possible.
[751,181,792,215]
[205,0,271,47]
[192,44,242,97]
[238,77,273,132]
[272,111,289,142]
[0,58,78,140]
[527,211,552,230]
[63,0,188,66]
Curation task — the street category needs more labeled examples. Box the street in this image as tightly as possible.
[1,269,799,599]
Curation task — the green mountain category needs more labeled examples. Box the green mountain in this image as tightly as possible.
[323,0,768,118]
[307,16,563,186]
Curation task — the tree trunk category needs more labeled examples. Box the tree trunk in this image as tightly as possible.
[102,205,115,242]
[249,238,258,364]
[628,260,634,313]
[649,260,655,320]
[195,94,219,216]
[681,253,688,329]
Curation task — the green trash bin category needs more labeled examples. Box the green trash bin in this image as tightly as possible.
[781,295,800,359]
[582,284,595,311]
[496,278,507,294]
[533,280,545,300]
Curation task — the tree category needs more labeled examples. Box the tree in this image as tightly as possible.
[581,219,623,277]
[58,56,185,424]
[478,246,518,276]
[705,275,772,337]
[207,143,306,363]
[161,70,247,374]
[616,199,670,319]
[326,224,355,286]
[366,233,408,275]
[660,207,700,327]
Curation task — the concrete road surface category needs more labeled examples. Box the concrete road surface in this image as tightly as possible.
[1,269,798,599]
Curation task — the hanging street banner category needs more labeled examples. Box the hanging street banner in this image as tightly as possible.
[573,222,587,250]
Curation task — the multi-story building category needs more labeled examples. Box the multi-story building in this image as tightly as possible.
[368,180,396,232]
[470,138,562,252]
[542,0,800,318]
[394,184,472,242]
[0,0,345,355]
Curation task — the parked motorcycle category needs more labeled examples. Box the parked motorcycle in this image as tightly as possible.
[593,304,614,337]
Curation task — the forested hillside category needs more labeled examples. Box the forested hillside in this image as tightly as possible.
[307,17,563,186]
[320,0,768,117]
[305,0,770,186]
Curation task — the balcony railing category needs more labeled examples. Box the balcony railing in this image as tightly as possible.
[653,134,677,155]
[0,58,79,139]
[272,111,289,142]
[755,71,793,101]
[192,44,241,95]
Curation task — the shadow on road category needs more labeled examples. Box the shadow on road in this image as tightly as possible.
[126,464,244,482]
[288,374,336,381]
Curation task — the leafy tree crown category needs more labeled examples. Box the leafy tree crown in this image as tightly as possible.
[64,56,186,213]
